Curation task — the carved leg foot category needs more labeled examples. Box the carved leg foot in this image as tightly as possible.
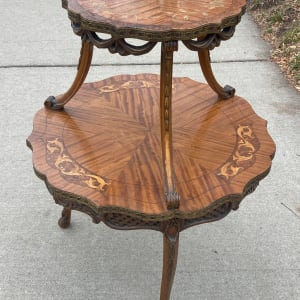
[198,49,235,99]
[160,220,180,300]
[58,207,71,229]
[44,37,93,110]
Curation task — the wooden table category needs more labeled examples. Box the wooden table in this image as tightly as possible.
[27,1,275,299]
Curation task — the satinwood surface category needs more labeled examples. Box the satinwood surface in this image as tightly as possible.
[27,74,275,220]
[63,0,247,40]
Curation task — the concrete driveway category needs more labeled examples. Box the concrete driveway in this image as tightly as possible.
[0,1,299,299]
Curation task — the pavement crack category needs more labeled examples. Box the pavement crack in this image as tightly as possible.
[0,59,269,69]
[281,202,300,220]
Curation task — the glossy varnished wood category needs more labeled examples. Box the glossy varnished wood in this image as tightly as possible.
[160,41,180,209]
[62,0,246,41]
[160,220,180,300]
[198,49,235,99]
[28,74,275,300]
[44,37,93,110]
[29,2,273,299]
[27,74,275,221]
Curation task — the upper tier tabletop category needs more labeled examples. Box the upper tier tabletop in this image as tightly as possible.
[62,0,247,41]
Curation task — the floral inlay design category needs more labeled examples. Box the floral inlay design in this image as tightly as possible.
[217,124,260,180]
[98,80,159,94]
[46,138,109,192]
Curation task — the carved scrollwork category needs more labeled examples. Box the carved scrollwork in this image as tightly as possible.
[87,31,157,56]
[72,23,157,56]
[182,26,236,51]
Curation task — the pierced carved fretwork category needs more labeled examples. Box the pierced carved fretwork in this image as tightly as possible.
[182,26,236,51]
[47,173,250,232]
[183,201,237,230]
[72,23,158,56]
[103,213,161,231]
[32,164,271,229]
[87,31,157,56]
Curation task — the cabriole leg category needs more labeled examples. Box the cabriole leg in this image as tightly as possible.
[44,37,93,110]
[58,207,71,229]
[160,220,180,300]
[198,48,235,99]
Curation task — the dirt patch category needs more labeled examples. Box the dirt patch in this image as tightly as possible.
[247,0,300,92]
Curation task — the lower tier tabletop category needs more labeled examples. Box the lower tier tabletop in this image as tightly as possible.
[27,74,275,221]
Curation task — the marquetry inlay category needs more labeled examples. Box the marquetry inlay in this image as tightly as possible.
[76,0,241,26]
[46,138,109,192]
[217,124,260,180]
[27,74,275,218]
[97,79,160,94]
[27,2,275,299]
[64,0,246,41]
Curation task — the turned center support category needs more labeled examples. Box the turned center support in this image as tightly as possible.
[160,41,180,210]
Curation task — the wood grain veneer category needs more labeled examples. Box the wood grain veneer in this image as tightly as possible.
[27,74,275,222]
[62,0,247,40]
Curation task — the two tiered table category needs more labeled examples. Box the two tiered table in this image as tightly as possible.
[27,1,275,299]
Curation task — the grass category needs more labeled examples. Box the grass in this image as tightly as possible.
[269,9,283,24]
[247,0,300,91]
[283,28,300,45]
